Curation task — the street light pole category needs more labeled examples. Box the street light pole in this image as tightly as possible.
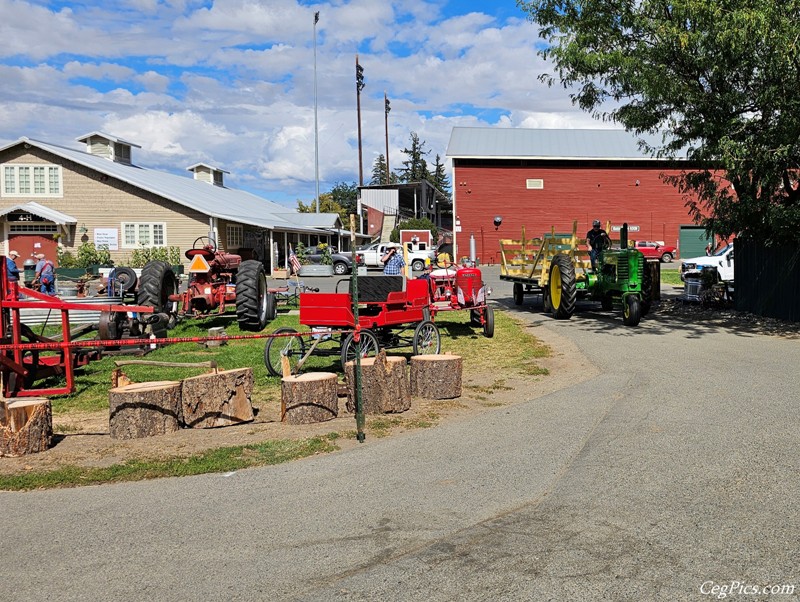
[313,11,320,213]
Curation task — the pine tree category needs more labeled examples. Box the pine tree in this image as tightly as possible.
[428,154,451,201]
[397,132,430,183]
[370,154,388,185]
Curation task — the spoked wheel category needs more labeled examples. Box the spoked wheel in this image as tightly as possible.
[340,329,380,370]
[483,306,495,338]
[412,320,441,355]
[264,327,306,377]
[622,295,642,326]
[549,254,577,319]
[513,282,524,305]
[236,260,270,331]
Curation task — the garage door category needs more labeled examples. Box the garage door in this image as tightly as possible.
[678,226,711,259]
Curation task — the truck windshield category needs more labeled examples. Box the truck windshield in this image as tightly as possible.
[713,244,732,256]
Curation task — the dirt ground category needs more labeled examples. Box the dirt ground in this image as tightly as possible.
[0,324,598,476]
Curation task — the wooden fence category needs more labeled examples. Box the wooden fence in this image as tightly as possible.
[735,239,800,322]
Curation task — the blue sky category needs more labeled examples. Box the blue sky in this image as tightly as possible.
[0,0,609,207]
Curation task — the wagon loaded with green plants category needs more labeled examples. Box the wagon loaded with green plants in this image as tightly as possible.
[500,221,652,326]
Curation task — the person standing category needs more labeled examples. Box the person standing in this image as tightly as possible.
[586,219,608,270]
[381,242,406,275]
[5,250,20,298]
[34,253,56,295]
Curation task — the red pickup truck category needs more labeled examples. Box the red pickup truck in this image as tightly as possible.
[633,241,677,263]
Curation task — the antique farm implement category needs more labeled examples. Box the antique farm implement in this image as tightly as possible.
[499,221,652,326]
[426,258,494,338]
[264,276,440,376]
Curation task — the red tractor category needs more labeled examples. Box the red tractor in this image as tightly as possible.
[428,258,494,337]
[138,237,275,331]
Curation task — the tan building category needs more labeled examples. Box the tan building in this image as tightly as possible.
[0,132,350,274]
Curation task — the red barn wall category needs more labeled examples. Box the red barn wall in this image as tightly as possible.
[452,164,696,264]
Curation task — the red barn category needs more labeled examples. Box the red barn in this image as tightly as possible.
[446,127,711,263]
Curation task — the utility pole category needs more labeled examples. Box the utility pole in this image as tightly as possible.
[313,11,320,212]
[384,92,391,184]
[356,54,365,187]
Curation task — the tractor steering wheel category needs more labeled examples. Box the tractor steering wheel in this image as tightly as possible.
[186,236,217,261]
[598,233,613,251]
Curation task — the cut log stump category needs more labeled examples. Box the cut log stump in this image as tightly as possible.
[181,368,254,428]
[109,381,182,440]
[410,354,462,399]
[0,397,53,456]
[281,372,338,424]
[344,351,410,414]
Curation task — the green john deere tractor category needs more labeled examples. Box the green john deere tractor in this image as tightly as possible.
[546,223,650,326]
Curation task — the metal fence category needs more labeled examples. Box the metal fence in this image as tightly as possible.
[735,239,800,322]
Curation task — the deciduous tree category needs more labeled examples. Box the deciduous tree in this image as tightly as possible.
[517,0,800,244]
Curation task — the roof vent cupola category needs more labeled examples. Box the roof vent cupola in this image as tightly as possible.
[187,163,229,187]
[76,132,140,165]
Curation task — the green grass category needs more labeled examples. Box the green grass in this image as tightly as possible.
[14,305,549,489]
[0,437,337,491]
[660,270,684,286]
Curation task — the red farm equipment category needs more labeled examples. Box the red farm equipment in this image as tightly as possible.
[138,237,276,332]
[427,259,494,337]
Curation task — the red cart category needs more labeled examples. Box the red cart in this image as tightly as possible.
[264,276,440,376]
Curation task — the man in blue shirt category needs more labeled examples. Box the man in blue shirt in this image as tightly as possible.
[34,253,56,295]
[381,243,406,275]
[5,250,20,298]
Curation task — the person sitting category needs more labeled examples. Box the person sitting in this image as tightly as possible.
[381,242,405,275]
[586,219,608,270]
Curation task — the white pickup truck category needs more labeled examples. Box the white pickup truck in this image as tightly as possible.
[356,241,436,271]
[680,244,735,282]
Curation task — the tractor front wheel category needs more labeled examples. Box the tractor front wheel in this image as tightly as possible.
[483,306,495,338]
[548,254,577,319]
[236,260,270,331]
[513,282,524,305]
[622,295,642,326]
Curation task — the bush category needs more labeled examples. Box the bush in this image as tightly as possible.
[57,249,77,268]
[128,246,182,268]
[75,243,113,268]
[391,218,438,244]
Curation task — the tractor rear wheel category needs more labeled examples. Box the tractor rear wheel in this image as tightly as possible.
[236,260,269,331]
[137,261,178,325]
[623,295,642,326]
[548,254,577,319]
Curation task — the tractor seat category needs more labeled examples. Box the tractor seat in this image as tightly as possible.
[185,247,216,261]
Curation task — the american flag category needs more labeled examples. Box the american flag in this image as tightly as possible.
[289,245,302,274]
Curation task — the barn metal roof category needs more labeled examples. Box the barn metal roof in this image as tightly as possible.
[446,127,684,161]
[0,137,329,233]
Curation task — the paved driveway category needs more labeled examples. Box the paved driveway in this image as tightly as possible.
[2,270,797,601]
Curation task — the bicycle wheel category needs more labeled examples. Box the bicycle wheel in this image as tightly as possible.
[264,328,306,376]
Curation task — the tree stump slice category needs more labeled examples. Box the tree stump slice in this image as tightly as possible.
[410,354,463,399]
[344,351,410,414]
[181,368,254,428]
[281,372,338,424]
[109,381,182,440]
[0,397,53,457]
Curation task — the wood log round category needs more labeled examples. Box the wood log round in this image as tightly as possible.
[410,354,462,399]
[345,351,410,414]
[109,381,182,440]
[0,397,53,456]
[181,368,254,428]
[281,372,338,424]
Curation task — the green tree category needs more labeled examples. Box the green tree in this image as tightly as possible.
[370,154,398,185]
[517,0,800,244]
[296,194,347,221]
[428,154,451,201]
[396,132,430,183]
[329,181,358,216]
[390,217,439,245]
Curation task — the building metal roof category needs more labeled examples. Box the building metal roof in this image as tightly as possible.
[0,137,330,233]
[446,127,684,161]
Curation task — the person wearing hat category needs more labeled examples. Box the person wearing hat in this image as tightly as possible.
[34,252,57,295]
[5,250,21,297]
[381,242,406,275]
[586,219,608,270]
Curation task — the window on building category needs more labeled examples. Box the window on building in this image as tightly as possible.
[122,222,166,247]
[1,164,63,197]
[227,224,243,249]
